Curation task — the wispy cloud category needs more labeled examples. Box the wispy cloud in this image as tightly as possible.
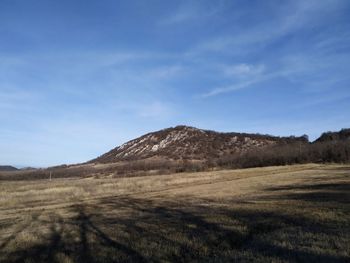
[141,65,183,80]
[201,37,350,97]
[162,7,196,24]
[160,1,225,25]
[188,0,348,56]
[201,60,345,97]
[201,75,270,98]
[222,63,265,77]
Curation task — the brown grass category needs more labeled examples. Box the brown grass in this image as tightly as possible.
[0,164,349,262]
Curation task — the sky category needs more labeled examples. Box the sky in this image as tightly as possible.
[1,0,350,167]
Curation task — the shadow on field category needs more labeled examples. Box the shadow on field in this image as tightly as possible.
[266,180,350,204]
[1,182,349,262]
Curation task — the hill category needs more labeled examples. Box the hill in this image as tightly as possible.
[0,165,18,172]
[2,126,349,181]
[91,125,308,164]
[314,128,350,143]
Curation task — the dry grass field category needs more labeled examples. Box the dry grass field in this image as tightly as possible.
[0,164,349,262]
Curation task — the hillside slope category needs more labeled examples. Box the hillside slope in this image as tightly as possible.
[91,125,308,164]
[314,128,350,143]
[0,165,18,172]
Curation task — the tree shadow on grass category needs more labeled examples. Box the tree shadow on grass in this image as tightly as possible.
[1,181,349,262]
[265,181,350,204]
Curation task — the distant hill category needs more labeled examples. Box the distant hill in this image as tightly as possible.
[20,167,37,171]
[91,125,308,164]
[0,165,18,172]
[1,126,349,181]
[314,128,350,143]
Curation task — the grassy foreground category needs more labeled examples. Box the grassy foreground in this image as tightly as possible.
[0,164,349,262]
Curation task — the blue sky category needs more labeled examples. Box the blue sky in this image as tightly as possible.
[1,0,350,167]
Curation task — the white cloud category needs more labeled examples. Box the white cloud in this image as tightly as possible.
[223,63,265,77]
[146,65,183,79]
[201,78,264,98]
